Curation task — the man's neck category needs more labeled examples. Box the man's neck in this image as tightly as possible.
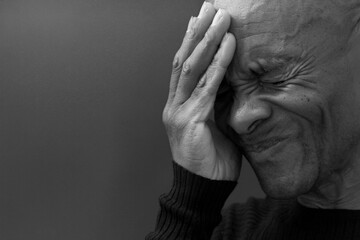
[297,159,360,210]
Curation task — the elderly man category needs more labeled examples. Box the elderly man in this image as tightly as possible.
[147,0,360,239]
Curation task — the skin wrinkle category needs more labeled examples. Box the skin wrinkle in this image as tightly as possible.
[208,0,360,208]
[226,0,356,74]
[231,44,310,84]
[232,31,278,41]
[228,53,316,96]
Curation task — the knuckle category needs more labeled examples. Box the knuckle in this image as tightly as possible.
[198,71,217,96]
[172,54,180,70]
[162,108,170,125]
[182,60,192,75]
[203,30,217,48]
[162,104,174,124]
[186,27,199,41]
[186,21,201,41]
[165,114,187,134]
[162,108,182,128]
[197,73,208,89]
[172,53,183,73]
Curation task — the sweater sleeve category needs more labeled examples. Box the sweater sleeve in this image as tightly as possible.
[146,162,237,240]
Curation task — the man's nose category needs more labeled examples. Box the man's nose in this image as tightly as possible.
[228,96,272,135]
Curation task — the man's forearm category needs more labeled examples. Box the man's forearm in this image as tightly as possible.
[146,162,237,240]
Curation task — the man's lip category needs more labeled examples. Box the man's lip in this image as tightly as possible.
[239,136,291,153]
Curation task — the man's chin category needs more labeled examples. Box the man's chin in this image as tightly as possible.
[244,140,319,199]
[257,175,315,199]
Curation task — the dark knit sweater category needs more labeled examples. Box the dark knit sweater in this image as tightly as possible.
[146,162,360,240]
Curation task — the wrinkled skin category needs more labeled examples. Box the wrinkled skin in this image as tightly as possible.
[211,0,360,207]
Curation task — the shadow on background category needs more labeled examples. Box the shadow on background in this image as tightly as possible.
[0,0,264,239]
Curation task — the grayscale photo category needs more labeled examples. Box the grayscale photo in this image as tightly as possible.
[1,0,360,239]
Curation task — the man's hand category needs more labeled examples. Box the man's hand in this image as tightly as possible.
[162,2,241,181]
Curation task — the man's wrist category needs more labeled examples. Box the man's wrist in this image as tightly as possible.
[170,160,237,213]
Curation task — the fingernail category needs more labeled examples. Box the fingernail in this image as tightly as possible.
[198,2,210,18]
[211,9,224,26]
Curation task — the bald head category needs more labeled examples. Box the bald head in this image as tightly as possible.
[208,0,360,39]
[204,0,360,79]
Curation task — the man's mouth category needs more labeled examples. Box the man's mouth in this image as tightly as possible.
[240,136,291,153]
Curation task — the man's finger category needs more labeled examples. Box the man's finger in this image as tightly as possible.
[173,9,231,106]
[167,2,216,104]
[185,32,236,122]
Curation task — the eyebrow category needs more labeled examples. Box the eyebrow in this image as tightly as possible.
[257,57,293,73]
[226,50,299,83]
[248,46,299,63]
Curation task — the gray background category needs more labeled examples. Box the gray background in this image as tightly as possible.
[0,0,264,239]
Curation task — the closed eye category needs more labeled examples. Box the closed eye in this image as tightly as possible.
[269,80,287,86]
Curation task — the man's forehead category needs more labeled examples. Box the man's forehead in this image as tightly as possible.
[211,0,309,68]
[212,0,342,36]
[208,0,356,70]
[211,0,345,17]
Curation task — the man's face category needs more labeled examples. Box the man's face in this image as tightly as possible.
[213,0,360,198]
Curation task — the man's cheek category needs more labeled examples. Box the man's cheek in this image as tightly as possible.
[269,88,322,122]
